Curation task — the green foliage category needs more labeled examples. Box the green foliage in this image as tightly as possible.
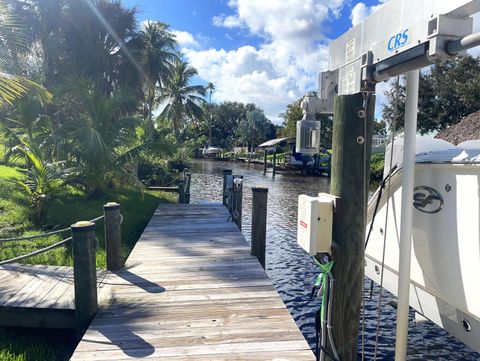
[0,0,51,107]
[281,99,302,138]
[130,21,177,129]
[158,59,206,141]
[370,153,385,186]
[205,101,263,148]
[0,327,70,361]
[373,120,388,136]
[138,157,172,186]
[382,55,480,134]
[236,110,276,150]
[281,97,334,148]
[1,130,68,225]
[0,163,175,267]
[167,148,191,172]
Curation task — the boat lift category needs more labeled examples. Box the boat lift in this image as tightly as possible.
[296,0,480,359]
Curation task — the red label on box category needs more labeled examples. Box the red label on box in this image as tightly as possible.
[300,221,308,229]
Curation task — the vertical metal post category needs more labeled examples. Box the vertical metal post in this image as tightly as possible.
[251,187,268,268]
[104,202,122,271]
[72,221,97,330]
[222,169,232,206]
[395,69,419,361]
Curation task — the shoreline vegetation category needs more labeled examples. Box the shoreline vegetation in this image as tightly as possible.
[0,0,205,356]
[0,161,175,361]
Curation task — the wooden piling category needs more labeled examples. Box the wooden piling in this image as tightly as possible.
[251,187,268,269]
[177,180,185,204]
[263,149,267,175]
[104,202,122,271]
[232,175,243,230]
[272,152,276,177]
[222,169,232,205]
[72,221,98,330]
[328,93,375,361]
[185,173,192,204]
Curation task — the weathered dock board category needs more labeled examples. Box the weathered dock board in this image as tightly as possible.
[71,203,314,360]
[0,264,107,328]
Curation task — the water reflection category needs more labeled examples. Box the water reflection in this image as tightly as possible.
[190,159,480,361]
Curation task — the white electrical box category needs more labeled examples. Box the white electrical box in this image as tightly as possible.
[297,193,335,255]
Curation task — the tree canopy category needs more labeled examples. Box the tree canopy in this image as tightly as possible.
[382,55,480,134]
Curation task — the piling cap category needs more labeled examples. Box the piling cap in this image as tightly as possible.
[252,186,268,193]
[104,201,120,210]
[71,221,95,232]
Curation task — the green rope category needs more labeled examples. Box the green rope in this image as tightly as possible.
[314,259,334,322]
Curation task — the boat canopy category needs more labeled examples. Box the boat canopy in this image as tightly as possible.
[258,137,294,148]
[384,136,480,179]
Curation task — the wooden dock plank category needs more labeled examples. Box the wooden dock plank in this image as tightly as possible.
[71,203,314,360]
[0,265,107,311]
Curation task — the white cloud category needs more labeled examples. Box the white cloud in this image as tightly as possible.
[171,30,199,48]
[350,3,369,26]
[182,0,347,122]
[349,0,387,27]
[166,1,480,124]
[212,14,243,28]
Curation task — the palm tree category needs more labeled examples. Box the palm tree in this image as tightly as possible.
[130,21,177,131]
[1,125,68,225]
[206,82,215,146]
[0,0,50,107]
[158,60,206,141]
[63,79,145,198]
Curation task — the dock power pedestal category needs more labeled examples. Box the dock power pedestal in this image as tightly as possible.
[297,193,335,256]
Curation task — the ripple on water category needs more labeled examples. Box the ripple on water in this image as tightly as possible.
[190,160,480,361]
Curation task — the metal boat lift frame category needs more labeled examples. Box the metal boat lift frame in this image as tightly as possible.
[304,1,480,359]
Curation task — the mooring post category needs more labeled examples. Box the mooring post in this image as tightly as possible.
[232,175,243,230]
[222,169,232,206]
[251,187,268,269]
[272,151,277,177]
[104,202,122,271]
[263,149,267,175]
[185,173,192,204]
[72,221,98,330]
[177,179,185,204]
[327,93,375,361]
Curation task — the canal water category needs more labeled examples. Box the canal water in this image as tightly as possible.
[190,159,480,361]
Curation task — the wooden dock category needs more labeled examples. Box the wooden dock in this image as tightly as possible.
[71,203,314,360]
[0,264,107,328]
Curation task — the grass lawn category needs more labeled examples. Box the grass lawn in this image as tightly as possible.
[0,164,176,361]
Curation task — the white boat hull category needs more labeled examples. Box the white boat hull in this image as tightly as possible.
[366,163,480,352]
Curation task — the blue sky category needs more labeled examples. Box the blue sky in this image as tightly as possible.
[123,0,387,123]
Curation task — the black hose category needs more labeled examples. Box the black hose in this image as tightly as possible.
[364,166,397,249]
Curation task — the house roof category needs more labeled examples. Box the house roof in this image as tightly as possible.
[435,111,480,145]
[258,137,294,148]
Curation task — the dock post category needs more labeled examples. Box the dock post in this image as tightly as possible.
[178,180,185,204]
[328,93,375,361]
[185,173,192,204]
[104,202,122,271]
[222,169,232,206]
[263,149,267,175]
[272,152,276,177]
[251,187,268,269]
[232,175,243,230]
[72,221,98,330]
